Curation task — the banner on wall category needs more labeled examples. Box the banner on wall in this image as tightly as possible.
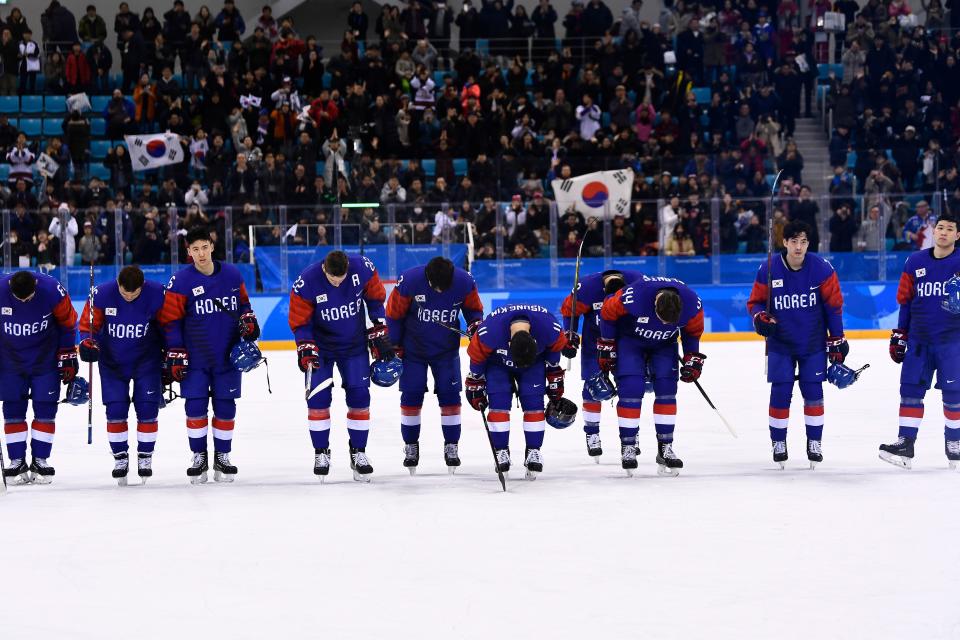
[551,169,634,218]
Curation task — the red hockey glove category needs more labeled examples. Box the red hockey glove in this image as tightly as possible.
[545,364,564,401]
[680,352,706,383]
[57,348,79,383]
[597,337,617,373]
[466,320,482,338]
[163,349,189,383]
[297,341,320,373]
[561,331,581,359]
[889,329,907,364]
[752,311,777,338]
[238,311,260,341]
[78,337,100,363]
[826,335,848,364]
[465,373,488,412]
[367,323,395,361]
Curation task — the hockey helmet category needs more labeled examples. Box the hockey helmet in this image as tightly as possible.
[942,275,960,315]
[64,377,90,406]
[826,362,858,389]
[371,356,403,387]
[230,340,264,373]
[585,371,617,402]
[545,397,578,429]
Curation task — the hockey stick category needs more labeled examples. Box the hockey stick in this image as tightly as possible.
[765,170,784,377]
[567,230,589,371]
[0,430,6,493]
[87,262,94,445]
[679,356,738,439]
[307,376,336,400]
[305,364,312,400]
[479,406,507,492]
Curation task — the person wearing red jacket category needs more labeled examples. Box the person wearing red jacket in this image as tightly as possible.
[65,41,92,94]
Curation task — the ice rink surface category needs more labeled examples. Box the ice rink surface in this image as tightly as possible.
[2,339,958,639]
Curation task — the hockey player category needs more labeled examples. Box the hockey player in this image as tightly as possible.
[880,215,960,469]
[386,256,484,473]
[1,271,78,484]
[158,227,260,483]
[747,220,847,469]
[79,265,166,484]
[288,250,388,482]
[598,275,705,476]
[465,304,568,479]
[560,268,644,460]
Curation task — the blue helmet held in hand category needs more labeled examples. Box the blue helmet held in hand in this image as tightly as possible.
[546,397,578,429]
[585,372,617,402]
[371,357,403,387]
[64,377,90,405]
[230,340,264,373]
[941,275,960,315]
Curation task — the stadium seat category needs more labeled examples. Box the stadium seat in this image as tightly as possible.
[453,158,468,175]
[21,96,43,114]
[0,96,18,113]
[692,87,711,104]
[322,72,331,89]
[91,119,106,136]
[43,118,63,136]
[422,159,436,176]
[0,164,8,182]
[91,140,112,159]
[19,118,42,137]
[89,162,110,181]
[44,96,66,114]
[91,95,111,113]
[315,161,326,177]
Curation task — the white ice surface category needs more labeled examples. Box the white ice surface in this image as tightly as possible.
[2,339,959,640]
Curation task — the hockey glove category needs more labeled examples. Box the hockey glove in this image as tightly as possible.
[465,373,488,412]
[78,337,100,363]
[466,320,482,338]
[752,311,777,338]
[826,335,849,364]
[561,331,581,359]
[545,364,565,401]
[680,352,706,383]
[367,323,395,361]
[889,329,907,364]
[57,348,79,383]
[297,341,320,373]
[597,337,617,373]
[238,311,260,341]
[163,349,189,383]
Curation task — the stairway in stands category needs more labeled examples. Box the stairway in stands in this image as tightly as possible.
[791,116,834,198]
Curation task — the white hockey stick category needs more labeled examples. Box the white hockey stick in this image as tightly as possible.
[307,377,335,400]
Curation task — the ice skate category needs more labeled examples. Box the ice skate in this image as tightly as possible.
[213,452,237,482]
[187,451,209,484]
[402,442,419,475]
[137,454,153,483]
[586,433,602,462]
[946,440,960,470]
[524,448,543,480]
[621,443,638,477]
[3,458,31,485]
[879,437,915,470]
[494,448,511,473]
[29,458,54,484]
[807,439,823,470]
[314,448,331,481]
[112,452,129,486]
[443,443,460,473]
[350,447,373,482]
[772,440,788,470]
[656,442,683,477]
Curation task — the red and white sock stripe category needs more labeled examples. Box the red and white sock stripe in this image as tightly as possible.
[308,408,331,433]
[487,410,510,433]
[440,405,461,426]
[187,416,209,439]
[107,420,129,444]
[803,404,824,428]
[899,405,924,430]
[346,408,370,431]
[944,406,960,429]
[523,410,546,433]
[31,420,55,444]
[400,405,422,427]
[137,421,158,444]
[582,401,601,424]
[652,402,676,425]
[212,417,234,441]
[3,420,27,444]
[616,405,641,430]
[769,407,789,430]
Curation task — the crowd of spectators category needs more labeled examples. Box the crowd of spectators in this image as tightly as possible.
[0,0,950,266]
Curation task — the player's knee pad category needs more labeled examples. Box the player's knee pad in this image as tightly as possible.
[2,399,27,420]
[31,400,57,421]
[345,387,370,409]
[400,390,425,408]
[488,392,512,412]
[899,384,927,404]
[769,381,794,407]
[185,397,208,418]
[518,394,543,412]
[616,375,646,402]
[652,376,678,398]
[798,382,824,404]
[943,390,960,407]
[105,400,130,422]
[133,400,160,423]
[436,392,461,408]
[212,398,236,420]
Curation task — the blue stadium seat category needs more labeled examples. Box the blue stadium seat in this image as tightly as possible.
[322,72,331,89]
[847,151,856,169]
[453,158,468,175]
[91,119,106,136]
[21,96,43,114]
[422,159,436,176]
[0,164,8,182]
[692,87,711,104]
[89,163,110,181]
[315,161,326,177]
[601,112,611,128]
[91,140,112,159]
[475,39,489,55]
[43,118,63,136]
[44,96,66,113]
[0,96,18,113]
[91,95,111,113]
[19,118,42,137]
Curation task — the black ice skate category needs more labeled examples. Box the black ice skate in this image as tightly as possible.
[621,443,639,477]
[402,442,419,475]
[879,437,915,470]
[213,452,237,482]
[349,447,373,482]
[444,443,461,473]
[524,448,543,480]
[112,452,129,486]
[187,451,209,484]
[494,448,511,473]
[807,439,823,470]
[656,441,683,477]
[314,448,331,480]
[29,458,55,484]
[772,440,788,470]
[946,440,960,470]
[138,453,153,483]
[3,458,30,485]
[586,433,602,462]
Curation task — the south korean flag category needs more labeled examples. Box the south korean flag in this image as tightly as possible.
[124,132,185,172]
